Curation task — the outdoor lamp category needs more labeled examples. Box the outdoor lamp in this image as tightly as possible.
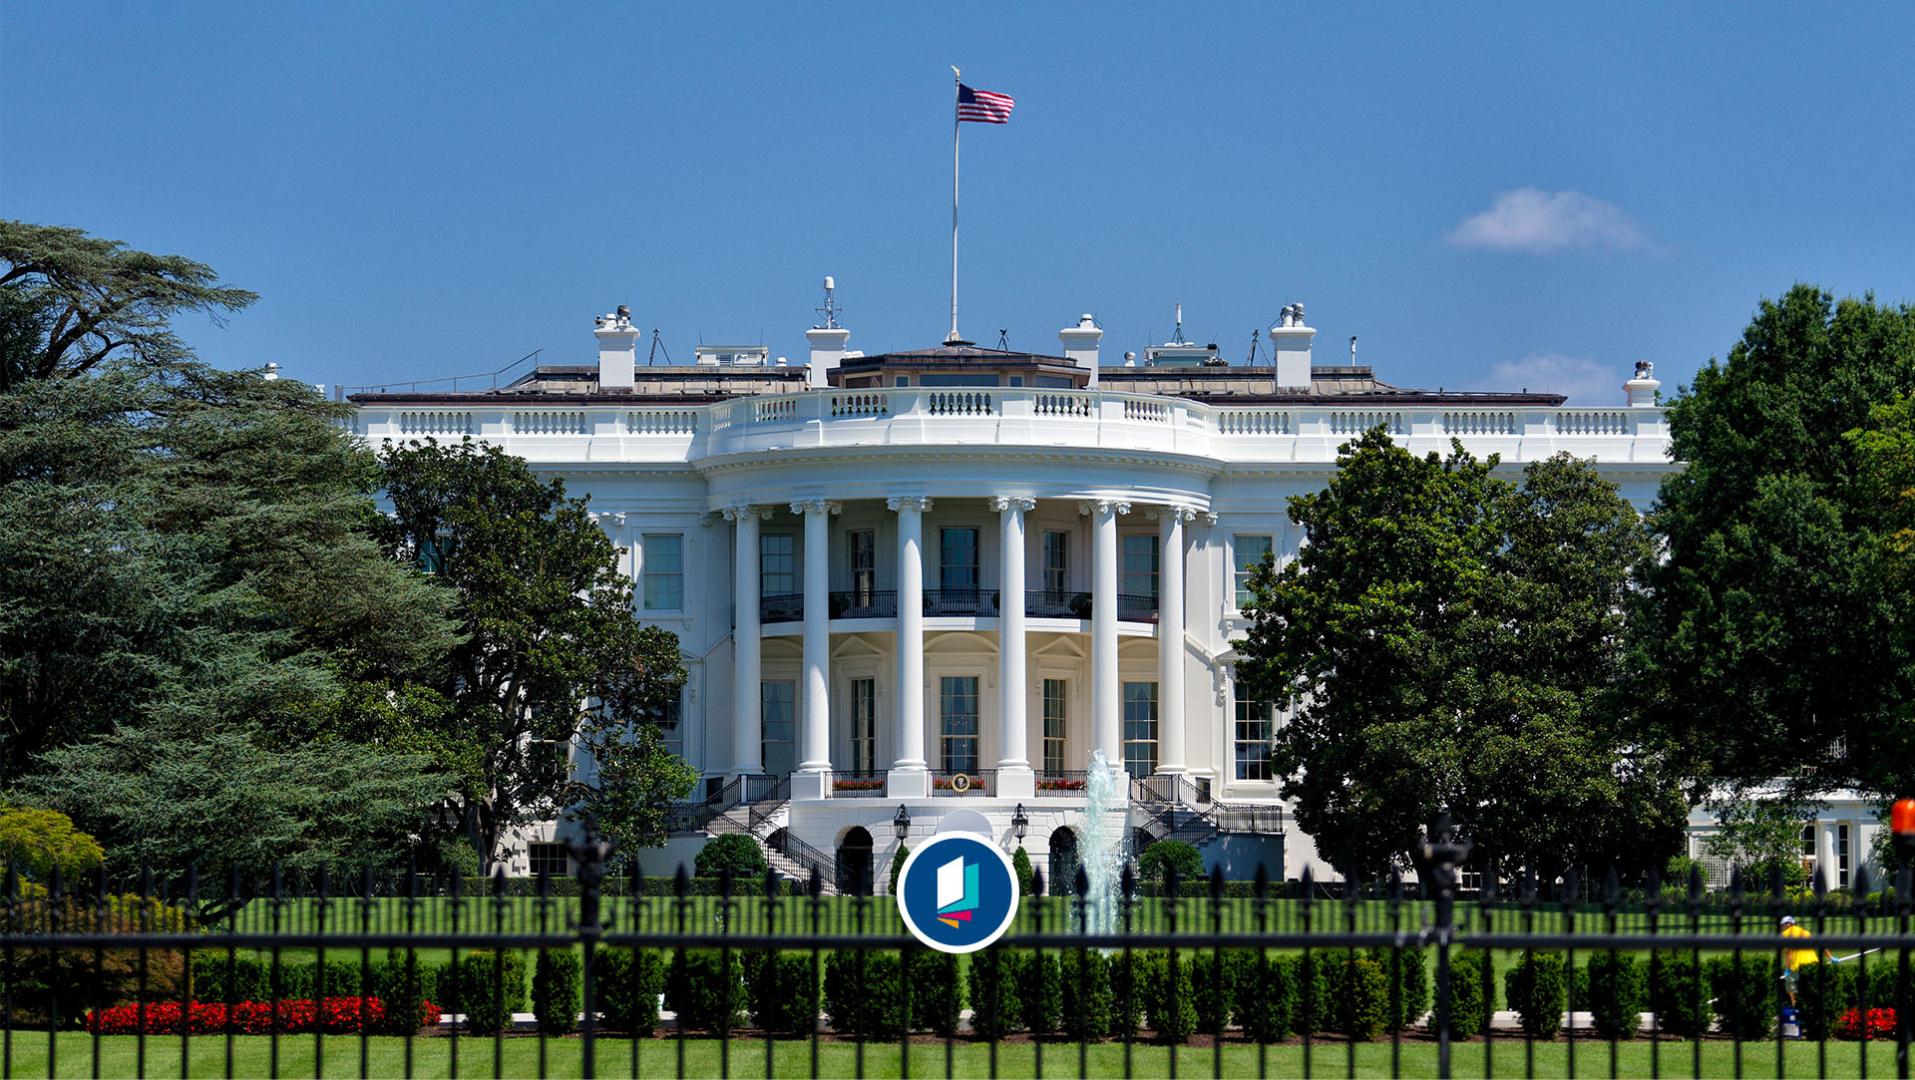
[893,804,911,841]
[1893,797,1915,860]
[1012,803,1029,841]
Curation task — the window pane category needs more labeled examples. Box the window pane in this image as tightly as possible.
[1234,535,1273,609]
[1121,535,1159,602]
[940,529,979,592]
[852,678,876,772]
[940,675,979,774]
[661,690,684,759]
[1043,532,1070,596]
[762,681,795,775]
[528,842,569,878]
[1234,696,1273,781]
[761,534,796,596]
[1042,678,1068,774]
[850,531,876,601]
[1122,681,1158,775]
[643,534,684,610]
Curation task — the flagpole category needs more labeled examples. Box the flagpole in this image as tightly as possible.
[948,66,961,344]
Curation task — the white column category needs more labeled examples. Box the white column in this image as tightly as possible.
[792,500,838,799]
[1156,505,1192,774]
[1084,498,1128,774]
[1817,821,1840,892]
[993,496,1036,797]
[887,496,932,797]
[725,505,765,776]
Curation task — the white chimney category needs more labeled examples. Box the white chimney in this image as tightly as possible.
[1624,360,1661,407]
[805,327,851,389]
[595,305,639,391]
[1059,313,1103,388]
[1269,301,1315,389]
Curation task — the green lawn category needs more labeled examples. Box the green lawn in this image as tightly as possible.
[0,1032,1903,1078]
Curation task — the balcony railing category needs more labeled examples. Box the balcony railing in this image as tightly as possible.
[931,769,994,796]
[1035,769,1089,794]
[832,589,897,619]
[830,769,888,797]
[1117,592,1159,621]
[760,593,803,623]
[1026,589,1092,619]
[922,587,999,616]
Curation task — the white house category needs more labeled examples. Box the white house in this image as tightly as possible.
[351,298,1682,891]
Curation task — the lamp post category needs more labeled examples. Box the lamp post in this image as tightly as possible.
[1895,798,1915,1078]
[893,804,912,841]
[1012,803,1029,842]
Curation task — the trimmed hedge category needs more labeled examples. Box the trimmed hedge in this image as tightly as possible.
[745,951,820,1036]
[1446,950,1493,1040]
[1017,950,1065,1036]
[1647,952,1710,1039]
[1583,952,1646,1039]
[1322,952,1389,1041]
[1505,952,1567,1039]
[665,949,744,1032]
[1795,961,1858,1042]
[1059,950,1114,1041]
[823,951,904,1038]
[1229,951,1298,1043]
[441,950,528,1034]
[1188,949,1234,1035]
[532,950,581,1034]
[1706,955,1776,1040]
[966,947,1022,1038]
[909,950,963,1036]
[695,835,768,881]
[593,949,663,1035]
[1141,952,1196,1043]
[1372,945,1430,1033]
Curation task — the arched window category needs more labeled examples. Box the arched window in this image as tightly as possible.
[1048,827,1080,897]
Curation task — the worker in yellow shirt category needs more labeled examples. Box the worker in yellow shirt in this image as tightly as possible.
[1780,916,1830,1006]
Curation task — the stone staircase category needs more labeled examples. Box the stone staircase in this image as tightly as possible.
[698,796,839,895]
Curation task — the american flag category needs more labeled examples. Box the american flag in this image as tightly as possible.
[957,84,1015,124]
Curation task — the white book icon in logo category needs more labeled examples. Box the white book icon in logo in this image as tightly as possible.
[937,856,965,910]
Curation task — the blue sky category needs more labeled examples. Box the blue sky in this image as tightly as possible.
[5,3,1913,404]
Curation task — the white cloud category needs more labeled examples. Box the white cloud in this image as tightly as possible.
[1446,188,1651,253]
[1481,353,1620,406]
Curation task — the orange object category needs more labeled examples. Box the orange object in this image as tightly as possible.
[1893,798,1915,836]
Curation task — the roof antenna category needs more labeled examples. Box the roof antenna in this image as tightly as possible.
[1349,335,1358,365]
[648,328,670,365]
[1172,302,1186,344]
[816,275,840,330]
[997,328,1010,350]
[1246,328,1262,365]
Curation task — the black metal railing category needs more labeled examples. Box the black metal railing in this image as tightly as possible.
[1035,769,1090,793]
[746,776,790,834]
[1027,589,1092,619]
[922,588,999,616]
[929,769,995,797]
[760,593,804,623]
[1117,592,1159,621]
[829,770,888,797]
[830,590,897,619]
[7,831,1915,1079]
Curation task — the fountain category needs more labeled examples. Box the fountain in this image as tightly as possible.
[1077,749,1129,937]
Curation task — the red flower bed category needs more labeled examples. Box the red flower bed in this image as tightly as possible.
[85,997,424,1035]
[1835,1007,1897,1041]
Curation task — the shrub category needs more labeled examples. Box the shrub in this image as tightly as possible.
[1369,945,1430,1032]
[1836,1006,1897,1040]
[746,951,819,1036]
[1137,841,1205,885]
[694,835,767,882]
[823,950,904,1037]
[1322,953,1389,1041]
[4,890,188,1026]
[1011,846,1036,897]
[1016,949,1064,1035]
[368,952,443,1034]
[1794,961,1858,1042]
[1583,952,1646,1039]
[593,949,663,1035]
[1108,951,1147,1038]
[443,950,528,1034]
[666,949,744,1032]
[966,946,1022,1038]
[1230,951,1297,1043]
[1445,950,1493,1040]
[1647,952,1710,1039]
[1142,951,1197,1043]
[889,845,908,895]
[1706,954,1775,1040]
[1188,949,1234,1035]
[87,997,389,1035]
[0,807,104,883]
[532,950,581,1034]
[1059,949,1113,1041]
[1505,952,1568,1039]
[909,949,963,1036]
[1291,950,1337,1035]
[190,953,268,1004]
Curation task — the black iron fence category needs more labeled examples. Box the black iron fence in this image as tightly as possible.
[4,836,1915,1078]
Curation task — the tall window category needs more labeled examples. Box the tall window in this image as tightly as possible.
[1042,678,1068,774]
[1802,823,1853,888]
[1234,696,1274,781]
[940,528,979,594]
[642,534,684,610]
[528,842,569,879]
[1121,534,1159,605]
[761,534,796,596]
[660,689,684,759]
[940,676,980,774]
[1122,681,1158,775]
[849,530,876,605]
[851,678,876,772]
[1043,531,1070,597]
[1234,535,1273,609]
[761,681,795,776]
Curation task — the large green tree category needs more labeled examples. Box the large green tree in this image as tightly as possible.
[0,220,255,389]
[1236,430,1684,878]
[376,439,693,869]
[1632,286,1915,801]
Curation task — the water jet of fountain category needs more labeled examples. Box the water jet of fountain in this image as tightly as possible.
[1078,749,1129,937]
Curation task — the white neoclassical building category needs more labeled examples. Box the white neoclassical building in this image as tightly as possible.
[351,300,1677,891]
